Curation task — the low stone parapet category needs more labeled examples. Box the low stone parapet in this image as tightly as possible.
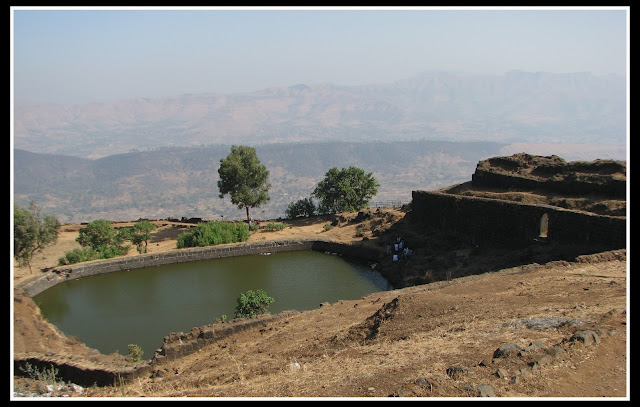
[17,239,382,297]
[152,310,300,364]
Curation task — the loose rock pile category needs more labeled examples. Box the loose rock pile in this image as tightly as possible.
[392,323,617,397]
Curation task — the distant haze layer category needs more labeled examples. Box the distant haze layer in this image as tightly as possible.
[13,70,627,160]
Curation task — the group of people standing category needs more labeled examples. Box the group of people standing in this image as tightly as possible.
[386,236,412,263]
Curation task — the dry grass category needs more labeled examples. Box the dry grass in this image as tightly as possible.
[13,208,627,399]
[76,253,627,398]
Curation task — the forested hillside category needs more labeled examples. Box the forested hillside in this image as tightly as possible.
[13,140,504,224]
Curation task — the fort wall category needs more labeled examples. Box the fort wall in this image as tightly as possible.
[411,190,626,250]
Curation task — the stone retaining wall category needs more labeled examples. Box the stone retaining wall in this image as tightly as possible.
[19,239,382,298]
[152,310,300,364]
[411,191,626,250]
[13,356,151,388]
[472,167,626,197]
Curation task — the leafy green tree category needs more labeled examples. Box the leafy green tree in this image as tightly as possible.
[285,197,316,218]
[127,220,157,253]
[312,166,380,214]
[13,201,60,273]
[76,219,129,258]
[217,145,271,223]
[234,289,275,318]
[77,219,118,250]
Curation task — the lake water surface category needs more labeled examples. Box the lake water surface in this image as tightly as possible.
[34,250,391,358]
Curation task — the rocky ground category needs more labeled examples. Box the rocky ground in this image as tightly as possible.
[12,204,628,399]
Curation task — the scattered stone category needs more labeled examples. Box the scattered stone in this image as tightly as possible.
[496,367,508,379]
[594,328,611,337]
[493,343,522,359]
[510,375,519,385]
[446,366,471,380]
[545,346,566,360]
[518,367,531,376]
[415,377,432,390]
[476,384,496,397]
[461,384,475,394]
[478,358,493,367]
[538,354,553,366]
[523,340,545,352]
[13,383,85,398]
[529,355,553,371]
[152,369,166,378]
[570,330,600,345]
[518,316,581,330]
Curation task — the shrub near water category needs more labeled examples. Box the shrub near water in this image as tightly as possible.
[264,222,287,231]
[176,221,250,248]
[58,247,99,265]
[234,289,275,318]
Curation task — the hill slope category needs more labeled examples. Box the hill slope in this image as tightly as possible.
[13,140,504,224]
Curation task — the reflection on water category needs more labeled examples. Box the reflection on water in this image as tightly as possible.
[34,251,391,357]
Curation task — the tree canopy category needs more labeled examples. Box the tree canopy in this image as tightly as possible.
[217,145,271,222]
[76,219,130,258]
[126,220,157,253]
[285,197,316,218]
[13,201,60,273]
[76,219,120,251]
[312,166,380,214]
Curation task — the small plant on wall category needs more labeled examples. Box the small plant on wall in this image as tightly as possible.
[127,344,144,363]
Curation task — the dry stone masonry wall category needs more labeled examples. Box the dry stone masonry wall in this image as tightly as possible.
[411,190,626,250]
[472,154,626,198]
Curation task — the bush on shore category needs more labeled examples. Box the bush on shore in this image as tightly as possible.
[177,221,250,248]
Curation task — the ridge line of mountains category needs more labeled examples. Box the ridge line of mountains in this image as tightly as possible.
[13,70,627,224]
[13,70,626,159]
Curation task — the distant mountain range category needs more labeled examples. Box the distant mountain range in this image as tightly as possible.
[13,140,506,224]
[13,70,627,159]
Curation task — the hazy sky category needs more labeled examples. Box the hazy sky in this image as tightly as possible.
[11,6,628,106]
